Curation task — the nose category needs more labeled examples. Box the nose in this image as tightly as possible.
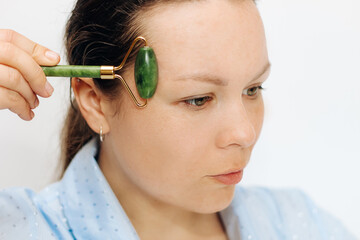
[215,102,257,149]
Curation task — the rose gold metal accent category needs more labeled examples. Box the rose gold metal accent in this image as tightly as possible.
[98,36,148,107]
[114,36,148,71]
[115,74,147,108]
[100,65,115,79]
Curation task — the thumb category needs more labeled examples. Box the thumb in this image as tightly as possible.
[0,29,61,66]
[33,47,60,66]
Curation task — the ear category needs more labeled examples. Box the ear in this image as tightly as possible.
[71,77,110,135]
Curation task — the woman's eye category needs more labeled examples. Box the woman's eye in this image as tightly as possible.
[184,96,212,107]
[243,85,264,97]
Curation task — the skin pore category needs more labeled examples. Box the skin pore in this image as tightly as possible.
[72,0,270,239]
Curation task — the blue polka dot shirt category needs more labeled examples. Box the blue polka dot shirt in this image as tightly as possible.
[0,138,356,239]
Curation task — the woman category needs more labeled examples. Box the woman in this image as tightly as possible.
[0,0,356,239]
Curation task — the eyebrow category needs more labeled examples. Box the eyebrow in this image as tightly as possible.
[175,62,271,86]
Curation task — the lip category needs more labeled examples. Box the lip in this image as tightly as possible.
[210,169,244,185]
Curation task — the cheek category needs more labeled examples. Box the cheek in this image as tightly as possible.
[110,103,210,197]
[109,100,236,213]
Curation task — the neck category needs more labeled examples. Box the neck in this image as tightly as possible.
[98,143,228,240]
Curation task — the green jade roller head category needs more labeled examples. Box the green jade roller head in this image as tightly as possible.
[41,36,158,108]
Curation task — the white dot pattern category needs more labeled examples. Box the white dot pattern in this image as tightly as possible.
[0,138,357,239]
[220,187,357,240]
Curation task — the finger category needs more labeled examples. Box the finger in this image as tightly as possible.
[0,41,53,98]
[0,86,34,121]
[0,29,60,66]
[0,64,38,109]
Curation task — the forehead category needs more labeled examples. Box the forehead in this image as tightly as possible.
[141,0,268,83]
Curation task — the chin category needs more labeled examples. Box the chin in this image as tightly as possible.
[191,185,237,214]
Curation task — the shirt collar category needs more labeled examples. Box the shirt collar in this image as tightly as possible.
[59,138,139,240]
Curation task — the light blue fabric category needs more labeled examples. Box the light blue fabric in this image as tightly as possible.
[0,138,356,240]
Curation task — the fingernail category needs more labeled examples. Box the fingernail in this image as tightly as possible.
[30,111,35,119]
[34,98,39,108]
[45,50,59,61]
[45,81,54,96]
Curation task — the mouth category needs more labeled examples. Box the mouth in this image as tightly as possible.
[209,169,244,185]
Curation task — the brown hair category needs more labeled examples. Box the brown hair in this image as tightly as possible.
[61,0,255,176]
[61,0,188,176]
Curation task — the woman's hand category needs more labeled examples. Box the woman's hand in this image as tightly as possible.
[0,29,60,121]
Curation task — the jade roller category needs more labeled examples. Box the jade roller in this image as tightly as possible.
[41,36,158,108]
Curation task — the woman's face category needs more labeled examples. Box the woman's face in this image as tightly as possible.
[103,0,270,213]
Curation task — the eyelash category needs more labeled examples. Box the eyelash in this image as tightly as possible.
[183,85,264,109]
[243,85,264,98]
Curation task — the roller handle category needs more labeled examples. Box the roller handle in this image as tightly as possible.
[41,65,101,78]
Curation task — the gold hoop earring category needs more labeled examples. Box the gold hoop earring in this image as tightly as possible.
[100,126,104,142]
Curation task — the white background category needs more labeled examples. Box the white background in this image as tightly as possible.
[0,0,359,237]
